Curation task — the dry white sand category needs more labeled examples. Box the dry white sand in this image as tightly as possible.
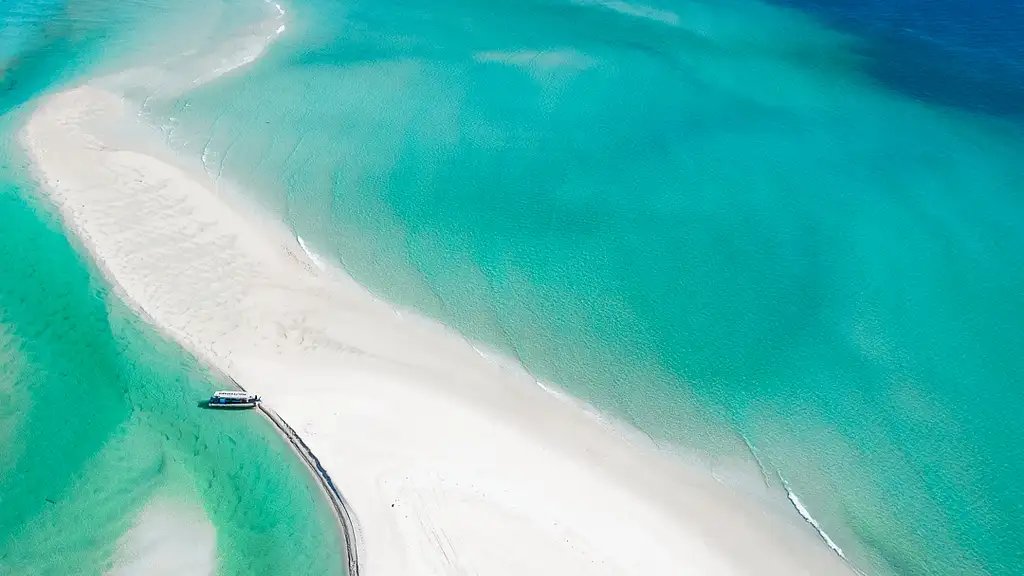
[22,84,855,576]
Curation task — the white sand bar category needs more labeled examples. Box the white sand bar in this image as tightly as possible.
[108,498,216,576]
[23,86,854,576]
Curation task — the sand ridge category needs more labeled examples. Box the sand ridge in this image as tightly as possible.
[22,82,854,576]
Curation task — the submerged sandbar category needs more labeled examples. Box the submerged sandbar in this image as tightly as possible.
[22,83,854,575]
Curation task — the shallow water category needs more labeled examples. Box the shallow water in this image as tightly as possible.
[143,0,1024,573]
[0,1,345,573]
[0,136,345,575]
[4,0,1023,573]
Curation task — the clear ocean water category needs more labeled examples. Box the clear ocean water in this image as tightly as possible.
[3,0,1023,574]
[0,1,344,573]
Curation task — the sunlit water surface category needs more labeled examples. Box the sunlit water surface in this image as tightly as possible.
[0,0,344,573]
[3,0,1023,574]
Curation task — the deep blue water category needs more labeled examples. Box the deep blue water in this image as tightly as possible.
[775,0,1024,117]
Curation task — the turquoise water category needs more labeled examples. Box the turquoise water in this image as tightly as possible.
[4,0,1023,573]
[0,1,345,574]
[146,0,1024,574]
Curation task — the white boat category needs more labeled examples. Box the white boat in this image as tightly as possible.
[208,390,261,409]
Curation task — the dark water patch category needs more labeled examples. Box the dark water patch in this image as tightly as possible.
[769,0,1024,118]
[866,31,1024,119]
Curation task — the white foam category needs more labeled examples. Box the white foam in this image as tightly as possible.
[779,474,847,560]
[739,434,772,488]
[297,235,327,271]
[535,378,572,403]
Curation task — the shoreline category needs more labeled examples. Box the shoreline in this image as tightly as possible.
[254,397,362,575]
[6,0,864,569]
[207,369,361,574]
[20,82,857,576]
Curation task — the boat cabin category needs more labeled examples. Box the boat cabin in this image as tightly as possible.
[208,390,261,409]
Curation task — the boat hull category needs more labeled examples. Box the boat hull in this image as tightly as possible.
[207,401,259,409]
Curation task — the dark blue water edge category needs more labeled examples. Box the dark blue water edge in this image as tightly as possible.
[770,0,1024,119]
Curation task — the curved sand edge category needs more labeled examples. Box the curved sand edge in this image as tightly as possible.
[257,400,362,574]
[21,84,856,576]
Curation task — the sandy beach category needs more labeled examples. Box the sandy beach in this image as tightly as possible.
[21,83,856,576]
